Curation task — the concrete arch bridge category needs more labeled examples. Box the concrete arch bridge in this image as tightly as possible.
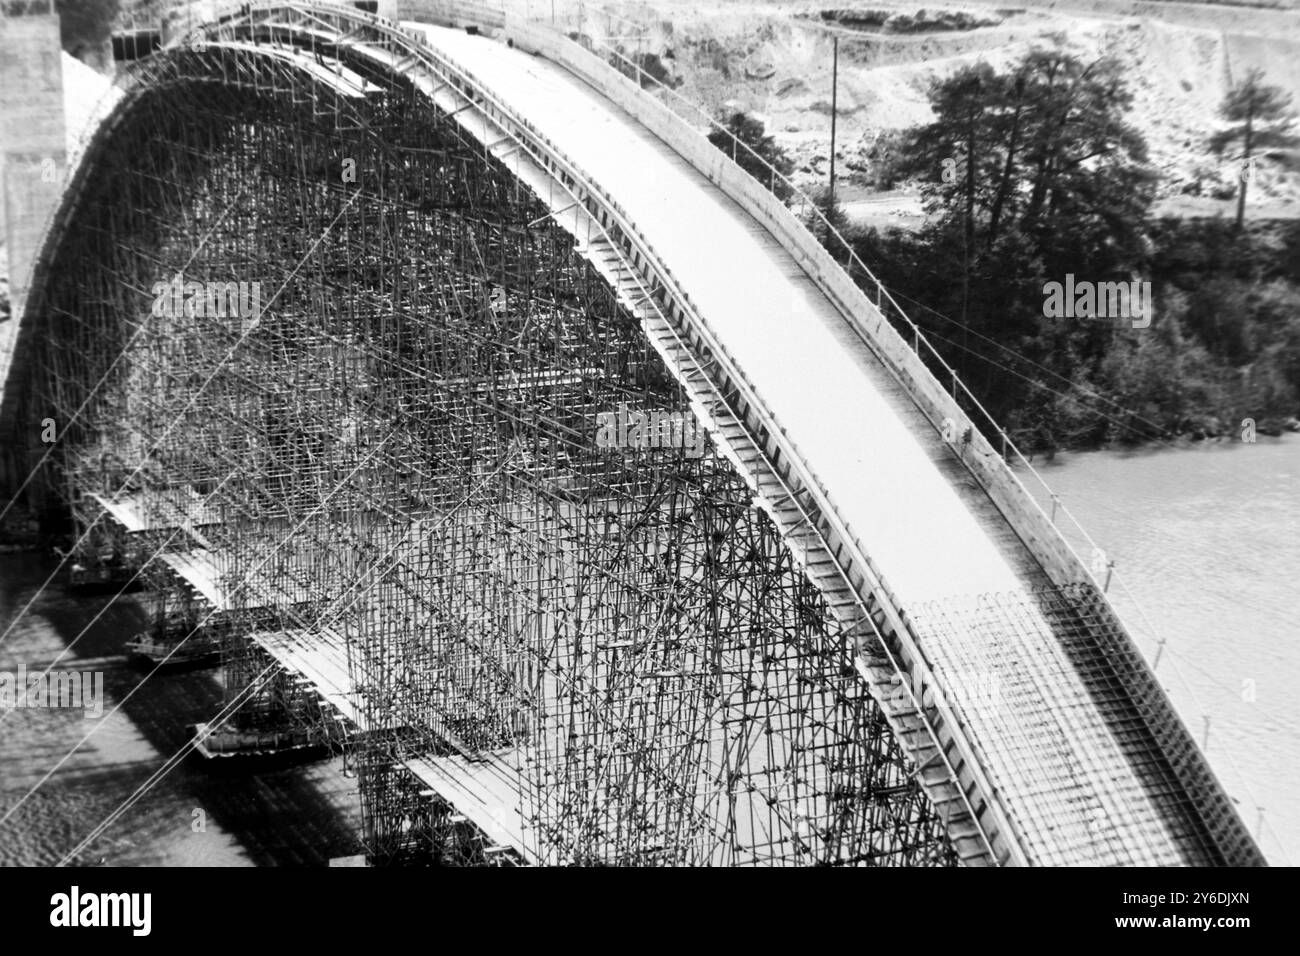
[0,0,1264,866]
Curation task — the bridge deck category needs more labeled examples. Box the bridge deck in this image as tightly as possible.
[417,24,1041,608]
[408,23,1211,865]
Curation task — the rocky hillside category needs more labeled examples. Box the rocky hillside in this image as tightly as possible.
[579,1,1300,216]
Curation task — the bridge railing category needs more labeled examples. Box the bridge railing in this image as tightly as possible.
[517,2,1125,594]
[491,9,1260,746]
[448,0,1262,863]
[507,3,1270,761]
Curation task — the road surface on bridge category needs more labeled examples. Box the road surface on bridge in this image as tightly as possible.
[402,22,1203,865]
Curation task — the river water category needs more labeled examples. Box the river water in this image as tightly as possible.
[0,557,360,866]
[1027,436,1300,865]
[0,437,1295,866]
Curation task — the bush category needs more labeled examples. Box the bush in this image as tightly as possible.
[707,111,795,202]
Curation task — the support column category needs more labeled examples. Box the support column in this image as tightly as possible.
[0,2,66,513]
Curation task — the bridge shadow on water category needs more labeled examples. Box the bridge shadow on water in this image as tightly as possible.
[0,553,362,867]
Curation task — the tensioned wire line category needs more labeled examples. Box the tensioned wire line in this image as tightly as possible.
[894,290,1185,439]
[886,288,1181,446]
[0,188,363,652]
[914,321,1289,575]
[893,308,1288,551]
[921,324,1169,451]
[41,452,523,862]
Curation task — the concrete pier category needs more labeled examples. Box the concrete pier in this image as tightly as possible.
[0,4,66,503]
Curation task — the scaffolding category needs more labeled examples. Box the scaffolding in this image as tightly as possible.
[17,25,957,865]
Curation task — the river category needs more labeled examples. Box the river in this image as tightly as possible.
[0,557,360,866]
[1027,435,1300,865]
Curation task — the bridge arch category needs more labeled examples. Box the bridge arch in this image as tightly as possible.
[5,5,972,866]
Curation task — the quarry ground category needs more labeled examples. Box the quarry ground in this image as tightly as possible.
[571,0,1300,229]
[3,0,1298,307]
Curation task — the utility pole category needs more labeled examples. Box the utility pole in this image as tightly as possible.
[828,35,838,210]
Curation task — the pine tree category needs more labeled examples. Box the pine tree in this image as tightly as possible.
[1210,69,1300,230]
[707,112,795,202]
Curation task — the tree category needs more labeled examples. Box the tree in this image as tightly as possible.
[1210,69,1300,230]
[887,46,1155,430]
[805,184,849,242]
[708,111,795,202]
[901,46,1154,263]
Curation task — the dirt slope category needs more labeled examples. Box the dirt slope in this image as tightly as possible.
[584,1,1300,212]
